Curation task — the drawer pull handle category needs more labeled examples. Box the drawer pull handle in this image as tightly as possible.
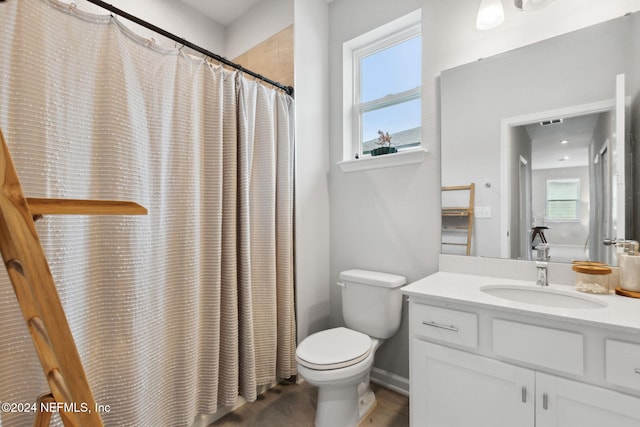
[422,321,459,332]
[635,368,640,375]
[521,386,527,403]
[542,393,549,410]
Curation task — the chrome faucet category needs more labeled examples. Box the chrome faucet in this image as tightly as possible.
[535,244,550,286]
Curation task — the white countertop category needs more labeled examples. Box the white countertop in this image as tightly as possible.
[402,271,640,333]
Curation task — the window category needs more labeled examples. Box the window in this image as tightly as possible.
[546,179,580,221]
[350,19,422,157]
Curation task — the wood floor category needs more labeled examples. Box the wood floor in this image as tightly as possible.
[209,379,409,426]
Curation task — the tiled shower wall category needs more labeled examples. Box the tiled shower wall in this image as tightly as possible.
[233,25,294,89]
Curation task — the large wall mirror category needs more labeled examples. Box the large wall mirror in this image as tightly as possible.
[441,12,640,265]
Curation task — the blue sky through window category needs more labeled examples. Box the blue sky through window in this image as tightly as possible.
[360,35,421,144]
[362,98,421,142]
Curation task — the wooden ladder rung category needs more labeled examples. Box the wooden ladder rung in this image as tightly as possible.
[442,185,473,191]
[27,197,147,216]
[442,211,471,217]
[34,393,56,427]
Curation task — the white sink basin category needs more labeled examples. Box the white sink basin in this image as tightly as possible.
[480,285,607,309]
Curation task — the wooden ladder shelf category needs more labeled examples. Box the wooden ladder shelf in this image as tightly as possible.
[0,130,147,426]
[441,184,475,256]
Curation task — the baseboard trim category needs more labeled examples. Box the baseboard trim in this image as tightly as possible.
[370,367,410,396]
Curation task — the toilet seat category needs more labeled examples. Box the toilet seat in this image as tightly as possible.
[296,327,372,370]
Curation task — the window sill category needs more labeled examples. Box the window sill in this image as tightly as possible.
[337,148,427,173]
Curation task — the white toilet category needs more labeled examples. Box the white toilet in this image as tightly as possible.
[296,269,406,427]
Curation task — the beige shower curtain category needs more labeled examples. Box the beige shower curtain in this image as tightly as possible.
[0,0,296,426]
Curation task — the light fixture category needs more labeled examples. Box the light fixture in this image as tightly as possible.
[514,0,555,12]
[476,0,505,30]
[561,140,569,144]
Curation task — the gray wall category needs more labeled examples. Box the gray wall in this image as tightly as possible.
[509,126,532,259]
[588,110,617,263]
[329,0,431,380]
[294,0,332,342]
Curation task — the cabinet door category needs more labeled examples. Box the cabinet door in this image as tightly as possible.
[536,372,640,427]
[411,340,534,427]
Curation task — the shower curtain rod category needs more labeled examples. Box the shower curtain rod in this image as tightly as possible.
[85,0,294,97]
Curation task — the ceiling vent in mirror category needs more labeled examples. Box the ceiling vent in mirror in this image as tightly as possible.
[514,0,555,12]
[540,118,563,126]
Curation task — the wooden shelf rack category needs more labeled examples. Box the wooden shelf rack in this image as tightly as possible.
[441,184,475,256]
[0,130,147,426]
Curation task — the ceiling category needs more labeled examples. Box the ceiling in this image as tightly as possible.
[178,0,334,26]
[525,113,601,170]
[177,0,263,26]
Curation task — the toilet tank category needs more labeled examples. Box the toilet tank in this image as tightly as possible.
[338,269,406,339]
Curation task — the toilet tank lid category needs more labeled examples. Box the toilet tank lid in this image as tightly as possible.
[339,269,406,288]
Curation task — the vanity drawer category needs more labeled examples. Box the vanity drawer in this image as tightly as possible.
[492,319,584,376]
[606,339,640,392]
[412,304,478,349]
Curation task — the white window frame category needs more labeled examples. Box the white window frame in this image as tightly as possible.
[339,9,425,172]
[352,24,422,157]
[545,178,581,222]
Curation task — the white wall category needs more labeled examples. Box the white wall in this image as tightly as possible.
[226,0,294,59]
[73,0,226,54]
[294,0,332,341]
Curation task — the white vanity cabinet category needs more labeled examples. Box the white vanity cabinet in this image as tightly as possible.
[412,340,534,426]
[535,372,640,427]
[408,300,640,427]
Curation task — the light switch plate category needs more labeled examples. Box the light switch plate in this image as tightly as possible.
[475,206,491,218]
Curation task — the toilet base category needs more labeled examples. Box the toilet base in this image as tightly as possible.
[315,382,359,427]
[358,386,377,423]
[297,337,384,427]
[314,382,377,427]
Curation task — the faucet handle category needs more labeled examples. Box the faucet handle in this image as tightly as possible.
[535,244,550,261]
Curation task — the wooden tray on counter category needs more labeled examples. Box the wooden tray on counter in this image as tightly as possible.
[615,287,640,298]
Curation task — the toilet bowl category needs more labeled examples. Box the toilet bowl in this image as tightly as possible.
[296,269,406,427]
[296,327,381,427]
